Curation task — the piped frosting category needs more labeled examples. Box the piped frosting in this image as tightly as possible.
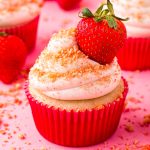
[29,28,121,100]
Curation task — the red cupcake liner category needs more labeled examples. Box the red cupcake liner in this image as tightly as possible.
[117,37,150,70]
[24,78,128,147]
[0,16,39,53]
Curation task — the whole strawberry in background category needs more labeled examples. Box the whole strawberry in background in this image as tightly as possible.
[0,33,27,84]
[57,0,81,10]
[76,0,128,64]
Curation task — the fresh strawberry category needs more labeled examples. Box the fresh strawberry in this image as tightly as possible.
[0,66,20,84]
[0,33,27,84]
[76,0,128,64]
[57,0,81,10]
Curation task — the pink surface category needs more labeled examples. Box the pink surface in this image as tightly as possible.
[0,1,150,149]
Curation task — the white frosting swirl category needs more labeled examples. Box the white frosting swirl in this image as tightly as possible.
[0,0,43,27]
[111,0,150,38]
[29,28,121,100]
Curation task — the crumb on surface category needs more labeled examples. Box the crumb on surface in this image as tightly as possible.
[18,133,26,140]
[140,114,150,127]
[125,124,134,132]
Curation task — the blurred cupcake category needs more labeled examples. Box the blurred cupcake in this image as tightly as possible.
[111,0,150,70]
[25,28,128,147]
[0,0,43,52]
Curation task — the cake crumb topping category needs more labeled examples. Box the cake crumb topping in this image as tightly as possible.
[52,28,76,39]
[32,62,113,82]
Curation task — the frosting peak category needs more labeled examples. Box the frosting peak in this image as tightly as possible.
[29,28,121,100]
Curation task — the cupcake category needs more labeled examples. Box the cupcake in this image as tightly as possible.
[25,29,128,147]
[111,0,150,70]
[0,0,43,52]
[25,1,128,147]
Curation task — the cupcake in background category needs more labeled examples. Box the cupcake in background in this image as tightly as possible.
[111,0,150,70]
[0,0,43,52]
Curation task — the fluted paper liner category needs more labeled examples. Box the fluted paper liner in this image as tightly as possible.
[117,37,150,70]
[25,78,128,147]
[0,16,39,52]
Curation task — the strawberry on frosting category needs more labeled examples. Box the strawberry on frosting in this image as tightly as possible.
[76,0,128,65]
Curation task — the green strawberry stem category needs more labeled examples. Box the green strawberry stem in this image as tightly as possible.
[0,32,8,37]
[79,0,129,29]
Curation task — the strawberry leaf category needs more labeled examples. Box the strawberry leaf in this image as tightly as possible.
[107,0,114,15]
[113,15,129,21]
[78,0,129,24]
[94,17,103,22]
[100,9,109,17]
[106,16,117,29]
[95,4,105,15]
[81,8,94,18]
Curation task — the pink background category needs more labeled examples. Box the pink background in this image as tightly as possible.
[0,1,150,149]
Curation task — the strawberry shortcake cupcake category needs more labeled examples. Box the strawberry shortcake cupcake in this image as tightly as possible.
[0,0,43,52]
[25,0,128,147]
